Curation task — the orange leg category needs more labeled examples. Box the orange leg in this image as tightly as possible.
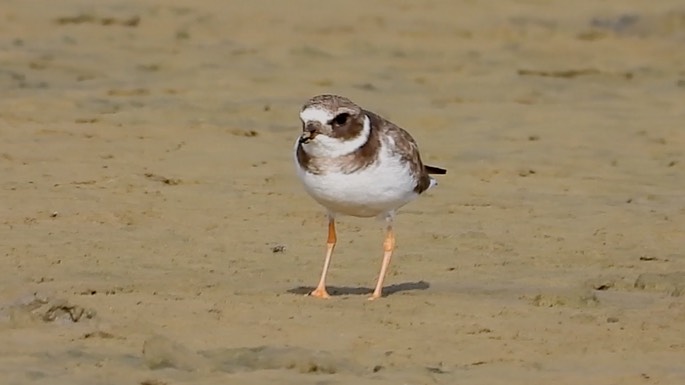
[370,224,395,300]
[309,217,336,299]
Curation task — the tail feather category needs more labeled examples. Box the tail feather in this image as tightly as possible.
[425,165,447,175]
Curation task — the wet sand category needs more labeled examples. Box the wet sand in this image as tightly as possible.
[1,0,684,384]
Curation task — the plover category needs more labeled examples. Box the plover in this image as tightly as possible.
[294,94,446,300]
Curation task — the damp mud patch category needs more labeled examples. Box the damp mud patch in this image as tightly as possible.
[528,287,600,308]
[634,272,685,297]
[142,335,363,375]
[0,292,96,326]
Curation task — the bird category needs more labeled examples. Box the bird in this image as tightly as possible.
[294,94,446,300]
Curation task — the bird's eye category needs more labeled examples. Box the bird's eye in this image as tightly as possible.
[331,113,349,126]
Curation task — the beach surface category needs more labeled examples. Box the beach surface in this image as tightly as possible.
[1,0,684,384]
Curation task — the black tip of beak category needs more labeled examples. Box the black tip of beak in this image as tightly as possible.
[299,122,320,144]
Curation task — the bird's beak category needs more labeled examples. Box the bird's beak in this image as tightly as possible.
[299,132,315,144]
[299,122,320,144]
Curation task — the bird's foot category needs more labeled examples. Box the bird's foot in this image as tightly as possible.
[367,292,382,301]
[308,288,331,299]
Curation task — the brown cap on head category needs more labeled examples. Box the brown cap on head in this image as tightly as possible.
[301,94,362,115]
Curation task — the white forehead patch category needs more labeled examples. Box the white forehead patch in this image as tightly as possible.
[300,107,333,125]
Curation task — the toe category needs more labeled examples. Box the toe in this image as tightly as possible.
[309,289,331,299]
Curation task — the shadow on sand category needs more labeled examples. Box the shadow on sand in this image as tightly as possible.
[287,280,430,297]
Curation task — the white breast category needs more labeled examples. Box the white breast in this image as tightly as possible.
[295,143,421,218]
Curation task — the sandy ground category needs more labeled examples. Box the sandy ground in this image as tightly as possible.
[1,0,685,384]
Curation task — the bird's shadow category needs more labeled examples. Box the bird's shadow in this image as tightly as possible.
[287,280,430,297]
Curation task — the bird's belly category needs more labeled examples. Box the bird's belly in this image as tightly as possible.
[297,164,418,217]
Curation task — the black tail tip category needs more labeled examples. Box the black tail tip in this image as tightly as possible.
[425,165,447,175]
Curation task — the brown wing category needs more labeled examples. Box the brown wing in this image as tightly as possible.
[364,110,445,194]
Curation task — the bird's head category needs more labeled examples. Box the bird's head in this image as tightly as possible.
[298,94,370,157]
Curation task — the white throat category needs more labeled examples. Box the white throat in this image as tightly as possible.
[300,112,371,158]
